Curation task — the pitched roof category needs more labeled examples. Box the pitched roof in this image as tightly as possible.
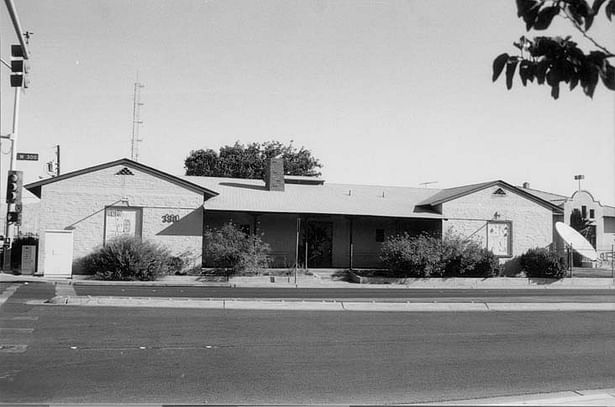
[417,180,563,212]
[416,181,494,206]
[24,158,219,198]
[517,186,568,206]
[185,176,443,218]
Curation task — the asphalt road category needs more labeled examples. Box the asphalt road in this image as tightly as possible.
[1,283,615,404]
[74,285,615,302]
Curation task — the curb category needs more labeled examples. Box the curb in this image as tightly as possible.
[3,273,615,290]
[42,296,615,312]
[431,387,615,405]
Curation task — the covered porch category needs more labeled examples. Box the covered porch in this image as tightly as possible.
[202,210,441,269]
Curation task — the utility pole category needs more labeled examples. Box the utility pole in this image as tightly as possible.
[4,85,22,249]
[130,81,144,161]
[55,145,60,176]
[1,0,30,270]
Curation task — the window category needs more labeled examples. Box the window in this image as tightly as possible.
[486,221,512,257]
[104,207,142,243]
[582,205,587,218]
[589,209,595,219]
[375,229,385,242]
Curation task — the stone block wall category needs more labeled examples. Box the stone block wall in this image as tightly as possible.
[36,164,205,274]
[442,185,554,259]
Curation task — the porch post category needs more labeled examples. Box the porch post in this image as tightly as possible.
[348,216,354,270]
[304,217,309,270]
[295,217,301,283]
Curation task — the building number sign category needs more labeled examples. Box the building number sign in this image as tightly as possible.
[162,214,180,223]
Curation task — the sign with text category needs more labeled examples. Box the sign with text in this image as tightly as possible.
[104,207,142,241]
[487,221,512,257]
[16,153,39,161]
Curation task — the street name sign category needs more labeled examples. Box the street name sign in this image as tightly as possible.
[16,153,39,161]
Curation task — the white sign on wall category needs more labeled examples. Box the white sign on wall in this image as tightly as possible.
[105,207,141,241]
[487,221,512,257]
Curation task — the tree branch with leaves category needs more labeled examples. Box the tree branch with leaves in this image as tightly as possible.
[493,0,615,99]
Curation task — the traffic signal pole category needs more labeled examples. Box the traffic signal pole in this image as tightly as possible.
[4,87,21,251]
[1,0,30,270]
[10,87,20,171]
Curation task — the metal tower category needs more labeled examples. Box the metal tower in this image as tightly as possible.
[130,81,144,161]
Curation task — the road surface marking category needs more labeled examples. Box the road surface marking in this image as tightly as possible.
[0,328,34,334]
[0,344,28,353]
[0,284,19,307]
[0,316,38,321]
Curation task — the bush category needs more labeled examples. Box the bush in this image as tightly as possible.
[167,256,185,275]
[379,233,444,277]
[82,236,172,281]
[203,222,270,274]
[520,248,566,279]
[379,233,498,278]
[442,234,499,277]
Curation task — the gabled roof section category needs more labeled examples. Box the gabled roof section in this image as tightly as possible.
[418,180,563,212]
[24,158,219,199]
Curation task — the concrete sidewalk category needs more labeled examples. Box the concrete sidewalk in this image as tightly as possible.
[42,294,615,312]
[435,388,615,405]
[3,271,615,289]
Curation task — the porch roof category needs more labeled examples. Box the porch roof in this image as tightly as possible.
[183,176,443,219]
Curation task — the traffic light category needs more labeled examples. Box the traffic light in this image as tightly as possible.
[10,45,29,88]
[6,170,23,204]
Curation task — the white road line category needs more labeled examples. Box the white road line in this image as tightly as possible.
[0,284,19,307]
[0,328,34,334]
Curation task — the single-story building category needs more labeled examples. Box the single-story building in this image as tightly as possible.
[23,157,567,276]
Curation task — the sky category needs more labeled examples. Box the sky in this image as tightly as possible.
[1,0,614,205]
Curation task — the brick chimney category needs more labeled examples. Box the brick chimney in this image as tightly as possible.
[522,182,530,189]
[264,157,285,192]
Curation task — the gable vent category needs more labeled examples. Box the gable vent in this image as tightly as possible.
[115,167,134,176]
[493,187,506,196]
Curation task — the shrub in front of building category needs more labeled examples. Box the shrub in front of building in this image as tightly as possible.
[442,234,499,277]
[82,236,172,281]
[203,222,270,274]
[379,233,498,278]
[379,233,444,277]
[519,248,566,279]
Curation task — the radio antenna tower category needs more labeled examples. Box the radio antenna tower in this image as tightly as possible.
[130,80,144,161]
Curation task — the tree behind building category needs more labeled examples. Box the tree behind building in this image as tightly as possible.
[185,140,322,178]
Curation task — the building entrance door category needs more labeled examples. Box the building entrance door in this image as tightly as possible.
[303,221,333,268]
